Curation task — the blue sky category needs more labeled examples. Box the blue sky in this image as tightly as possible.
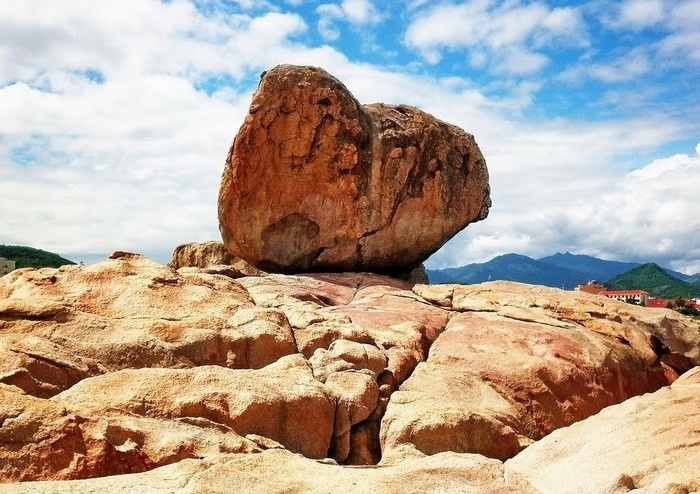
[1,0,699,273]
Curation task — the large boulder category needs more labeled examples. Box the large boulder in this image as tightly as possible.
[218,64,490,274]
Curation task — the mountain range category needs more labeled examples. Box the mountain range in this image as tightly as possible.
[427,252,700,297]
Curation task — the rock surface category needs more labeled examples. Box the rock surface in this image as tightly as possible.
[506,366,700,493]
[169,241,265,277]
[0,449,538,494]
[380,281,683,464]
[218,64,490,273]
[1,254,698,490]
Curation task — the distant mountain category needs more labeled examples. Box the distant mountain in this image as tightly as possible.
[427,253,588,289]
[427,252,700,294]
[606,263,700,299]
[0,245,76,269]
[538,252,639,282]
[687,273,700,289]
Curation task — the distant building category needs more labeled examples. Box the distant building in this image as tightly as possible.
[648,297,700,310]
[0,257,15,277]
[599,289,649,306]
[575,280,606,294]
[647,298,671,308]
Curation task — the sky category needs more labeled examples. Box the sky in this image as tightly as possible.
[1,0,699,274]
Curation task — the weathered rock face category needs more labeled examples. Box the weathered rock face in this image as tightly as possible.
[218,64,490,273]
[0,251,294,374]
[506,366,700,494]
[169,241,265,277]
[379,281,685,464]
[0,449,539,494]
[1,255,698,490]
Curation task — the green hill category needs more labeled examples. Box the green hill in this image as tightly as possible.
[0,245,76,269]
[606,263,700,299]
[687,273,700,289]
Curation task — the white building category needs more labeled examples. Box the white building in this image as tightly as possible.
[599,289,649,306]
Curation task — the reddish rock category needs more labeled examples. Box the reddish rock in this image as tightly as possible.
[506,367,700,493]
[218,64,490,273]
[380,281,679,463]
[1,259,698,489]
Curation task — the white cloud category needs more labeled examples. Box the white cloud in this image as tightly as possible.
[559,48,651,84]
[603,0,700,66]
[316,0,382,41]
[614,0,667,29]
[657,1,700,63]
[668,0,700,30]
[1,0,697,276]
[427,135,700,274]
[404,1,586,74]
[341,0,381,24]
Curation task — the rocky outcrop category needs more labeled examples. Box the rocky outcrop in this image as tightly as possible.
[169,241,265,277]
[1,254,698,489]
[218,65,490,274]
[379,281,688,464]
[506,366,700,493]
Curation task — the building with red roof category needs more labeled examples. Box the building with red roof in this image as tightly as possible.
[599,289,649,306]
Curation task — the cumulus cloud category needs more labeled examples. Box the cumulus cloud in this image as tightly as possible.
[611,0,667,29]
[404,1,587,74]
[1,0,697,275]
[316,0,382,41]
[0,1,310,261]
[578,144,700,273]
[427,138,700,275]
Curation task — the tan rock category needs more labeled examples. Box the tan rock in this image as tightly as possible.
[236,272,450,465]
[415,281,700,363]
[0,449,538,494]
[2,257,698,488]
[430,311,669,438]
[219,64,490,273]
[325,371,378,427]
[506,366,700,493]
[0,385,257,482]
[0,334,104,398]
[309,339,386,382]
[170,241,265,277]
[0,386,95,482]
[237,273,449,374]
[0,254,296,371]
[52,355,336,460]
[380,362,524,464]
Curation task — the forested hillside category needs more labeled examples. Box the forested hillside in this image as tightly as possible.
[0,245,75,269]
